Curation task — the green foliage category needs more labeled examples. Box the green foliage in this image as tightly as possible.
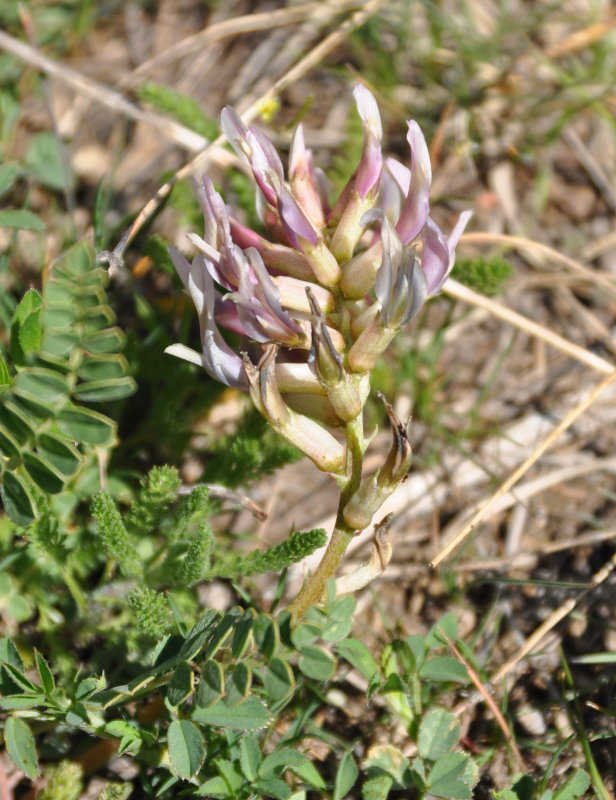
[202,409,302,489]
[0,239,135,524]
[97,784,133,800]
[92,492,142,577]
[128,586,172,638]
[25,131,74,191]
[136,82,219,140]
[210,528,327,580]
[124,464,181,535]
[141,233,177,277]
[451,255,514,296]
[39,760,84,800]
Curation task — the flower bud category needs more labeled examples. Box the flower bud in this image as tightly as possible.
[243,345,346,474]
[347,312,396,373]
[307,288,363,421]
[340,240,382,299]
[329,85,383,263]
[289,124,326,229]
[342,396,412,530]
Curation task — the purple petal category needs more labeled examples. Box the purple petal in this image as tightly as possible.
[447,209,473,260]
[420,217,450,295]
[166,256,247,390]
[221,106,249,157]
[278,185,318,248]
[248,127,284,182]
[246,128,283,206]
[168,246,191,292]
[228,247,302,346]
[374,218,399,308]
[289,124,325,227]
[396,121,432,244]
[385,157,411,195]
[379,169,403,224]
[353,84,383,199]
[421,210,473,295]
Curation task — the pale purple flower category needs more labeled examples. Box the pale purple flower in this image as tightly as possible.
[394,121,432,244]
[289,124,325,228]
[166,84,472,468]
[353,84,383,199]
[165,250,247,389]
[375,219,428,328]
[421,210,473,294]
[227,247,304,346]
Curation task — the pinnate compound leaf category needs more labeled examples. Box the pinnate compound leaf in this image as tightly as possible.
[192,695,269,730]
[35,650,55,696]
[72,377,136,402]
[56,405,115,446]
[362,774,394,800]
[554,769,590,800]
[334,751,358,800]
[239,735,261,781]
[196,776,230,798]
[297,645,336,681]
[77,354,128,382]
[419,656,468,683]
[5,717,39,779]
[428,752,478,799]
[36,434,81,476]
[82,327,126,354]
[168,719,205,779]
[259,747,326,791]
[0,638,24,671]
[195,660,225,708]
[23,451,66,494]
[0,209,44,231]
[0,425,20,457]
[166,661,194,707]
[336,639,379,681]
[225,662,251,706]
[14,368,70,406]
[253,613,279,659]
[418,709,461,760]
[231,608,255,659]
[1,470,37,525]
[180,609,221,661]
[253,778,291,799]
[10,289,42,365]
[263,657,295,701]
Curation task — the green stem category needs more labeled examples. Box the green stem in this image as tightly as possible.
[286,519,355,622]
[287,414,365,622]
[62,568,87,613]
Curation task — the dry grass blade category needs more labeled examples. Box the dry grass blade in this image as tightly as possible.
[491,544,616,685]
[0,29,215,154]
[444,278,614,375]
[544,8,616,59]
[461,232,616,299]
[441,632,524,771]
[127,1,363,84]
[430,369,616,568]
[102,0,386,266]
[456,526,616,574]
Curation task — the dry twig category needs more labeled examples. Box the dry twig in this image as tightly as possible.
[431,369,616,567]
